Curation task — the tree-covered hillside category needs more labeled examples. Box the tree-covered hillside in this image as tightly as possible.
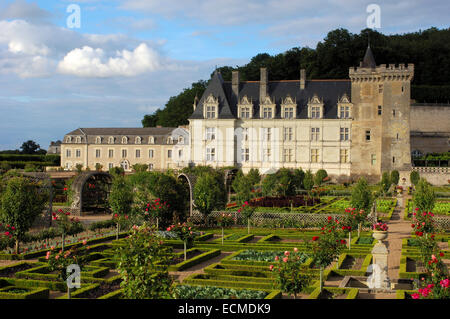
[143,27,450,128]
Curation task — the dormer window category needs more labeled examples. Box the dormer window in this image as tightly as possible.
[167,137,173,144]
[238,96,253,119]
[135,136,142,144]
[66,136,72,143]
[122,136,128,144]
[260,96,275,119]
[178,136,184,143]
[95,136,102,144]
[281,95,297,119]
[149,136,154,144]
[308,94,324,119]
[108,136,115,144]
[203,94,218,119]
[75,136,82,143]
[337,94,352,119]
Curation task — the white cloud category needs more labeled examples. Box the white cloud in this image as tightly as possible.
[0,0,53,24]
[58,43,163,77]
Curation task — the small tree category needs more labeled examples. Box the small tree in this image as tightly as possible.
[275,168,296,196]
[390,170,400,185]
[351,177,373,212]
[167,222,196,261]
[51,209,80,252]
[381,172,391,196]
[410,171,420,187]
[292,169,305,191]
[232,171,253,205]
[145,198,170,229]
[216,213,235,245]
[132,164,148,173]
[238,201,255,234]
[116,224,175,299]
[94,163,103,171]
[303,170,314,191]
[247,168,261,187]
[270,248,312,299]
[261,174,277,197]
[75,164,83,173]
[194,174,227,225]
[413,178,435,212]
[108,176,133,239]
[109,166,125,176]
[0,176,47,254]
[314,169,328,186]
[309,217,347,292]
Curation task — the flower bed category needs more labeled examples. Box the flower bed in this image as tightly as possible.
[174,284,271,299]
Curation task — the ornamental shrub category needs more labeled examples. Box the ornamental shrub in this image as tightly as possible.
[350,177,373,212]
[116,224,175,299]
[194,173,227,225]
[314,169,328,186]
[410,171,420,186]
[390,170,400,185]
[303,170,314,191]
[413,178,435,212]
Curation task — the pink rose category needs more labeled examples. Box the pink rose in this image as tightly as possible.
[282,257,288,263]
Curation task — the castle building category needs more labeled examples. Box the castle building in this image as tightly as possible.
[188,46,448,180]
[60,127,189,172]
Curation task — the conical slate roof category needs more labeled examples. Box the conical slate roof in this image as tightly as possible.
[361,45,376,68]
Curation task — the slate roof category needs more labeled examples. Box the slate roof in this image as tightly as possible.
[361,45,376,68]
[189,71,351,120]
[63,127,181,145]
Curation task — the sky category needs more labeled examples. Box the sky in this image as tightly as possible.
[0,0,449,151]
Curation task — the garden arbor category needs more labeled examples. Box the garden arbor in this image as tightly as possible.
[177,173,197,217]
[70,172,113,215]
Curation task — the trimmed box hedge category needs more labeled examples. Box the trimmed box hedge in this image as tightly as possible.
[167,248,221,271]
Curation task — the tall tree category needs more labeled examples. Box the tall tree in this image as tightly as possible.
[20,140,42,154]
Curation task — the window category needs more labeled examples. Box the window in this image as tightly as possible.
[206,148,215,161]
[95,149,101,158]
[206,105,216,119]
[148,163,154,170]
[66,149,71,158]
[135,136,141,144]
[340,149,349,163]
[108,149,114,158]
[284,149,293,162]
[263,148,271,162]
[311,106,321,119]
[167,150,172,158]
[263,107,273,119]
[75,149,81,158]
[75,136,81,143]
[136,149,141,158]
[393,156,395,163]
[108,163,114,169]
[149,149,154,158]
[396,133,399,140]
[206,127,215,140]
[392,109,396,117]
[311,128,320,141]
[339,106,350,119]
[241,148,249,162]
[340,128,349,141]
[108,136,114,144]
[284,127,293,141]
[149,136,154,144]
[122,136,128,144]
[66,136,72,143]
[284,107,294,119]
[378,106,382,116]
[311,149,319,163]
[178,136,184,143]
[379,84,383,94]
[122,149,127,158]
[95,137,101,144]
[178,150,183,158]
[365,130,371,141]
[371,154,376,166]
[240,107,250,118]
[263,128,272,142]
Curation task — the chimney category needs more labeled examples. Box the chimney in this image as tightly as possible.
[260,67,268,101]
[300,69,306,90]
[232,70,240,102]
[193,94,198,111]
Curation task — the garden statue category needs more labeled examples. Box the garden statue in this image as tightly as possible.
[369,223,391,290]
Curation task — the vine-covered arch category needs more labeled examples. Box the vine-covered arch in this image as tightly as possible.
[70,172,113,215]
[177,173,198,216]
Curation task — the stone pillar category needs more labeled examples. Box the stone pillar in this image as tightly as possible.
[369,242,391,290]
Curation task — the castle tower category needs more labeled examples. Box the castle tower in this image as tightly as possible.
[349,45,414,180]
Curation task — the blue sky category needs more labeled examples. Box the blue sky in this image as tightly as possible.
[0,0,449,150]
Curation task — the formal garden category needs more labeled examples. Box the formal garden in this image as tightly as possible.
[0,166,448,299]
